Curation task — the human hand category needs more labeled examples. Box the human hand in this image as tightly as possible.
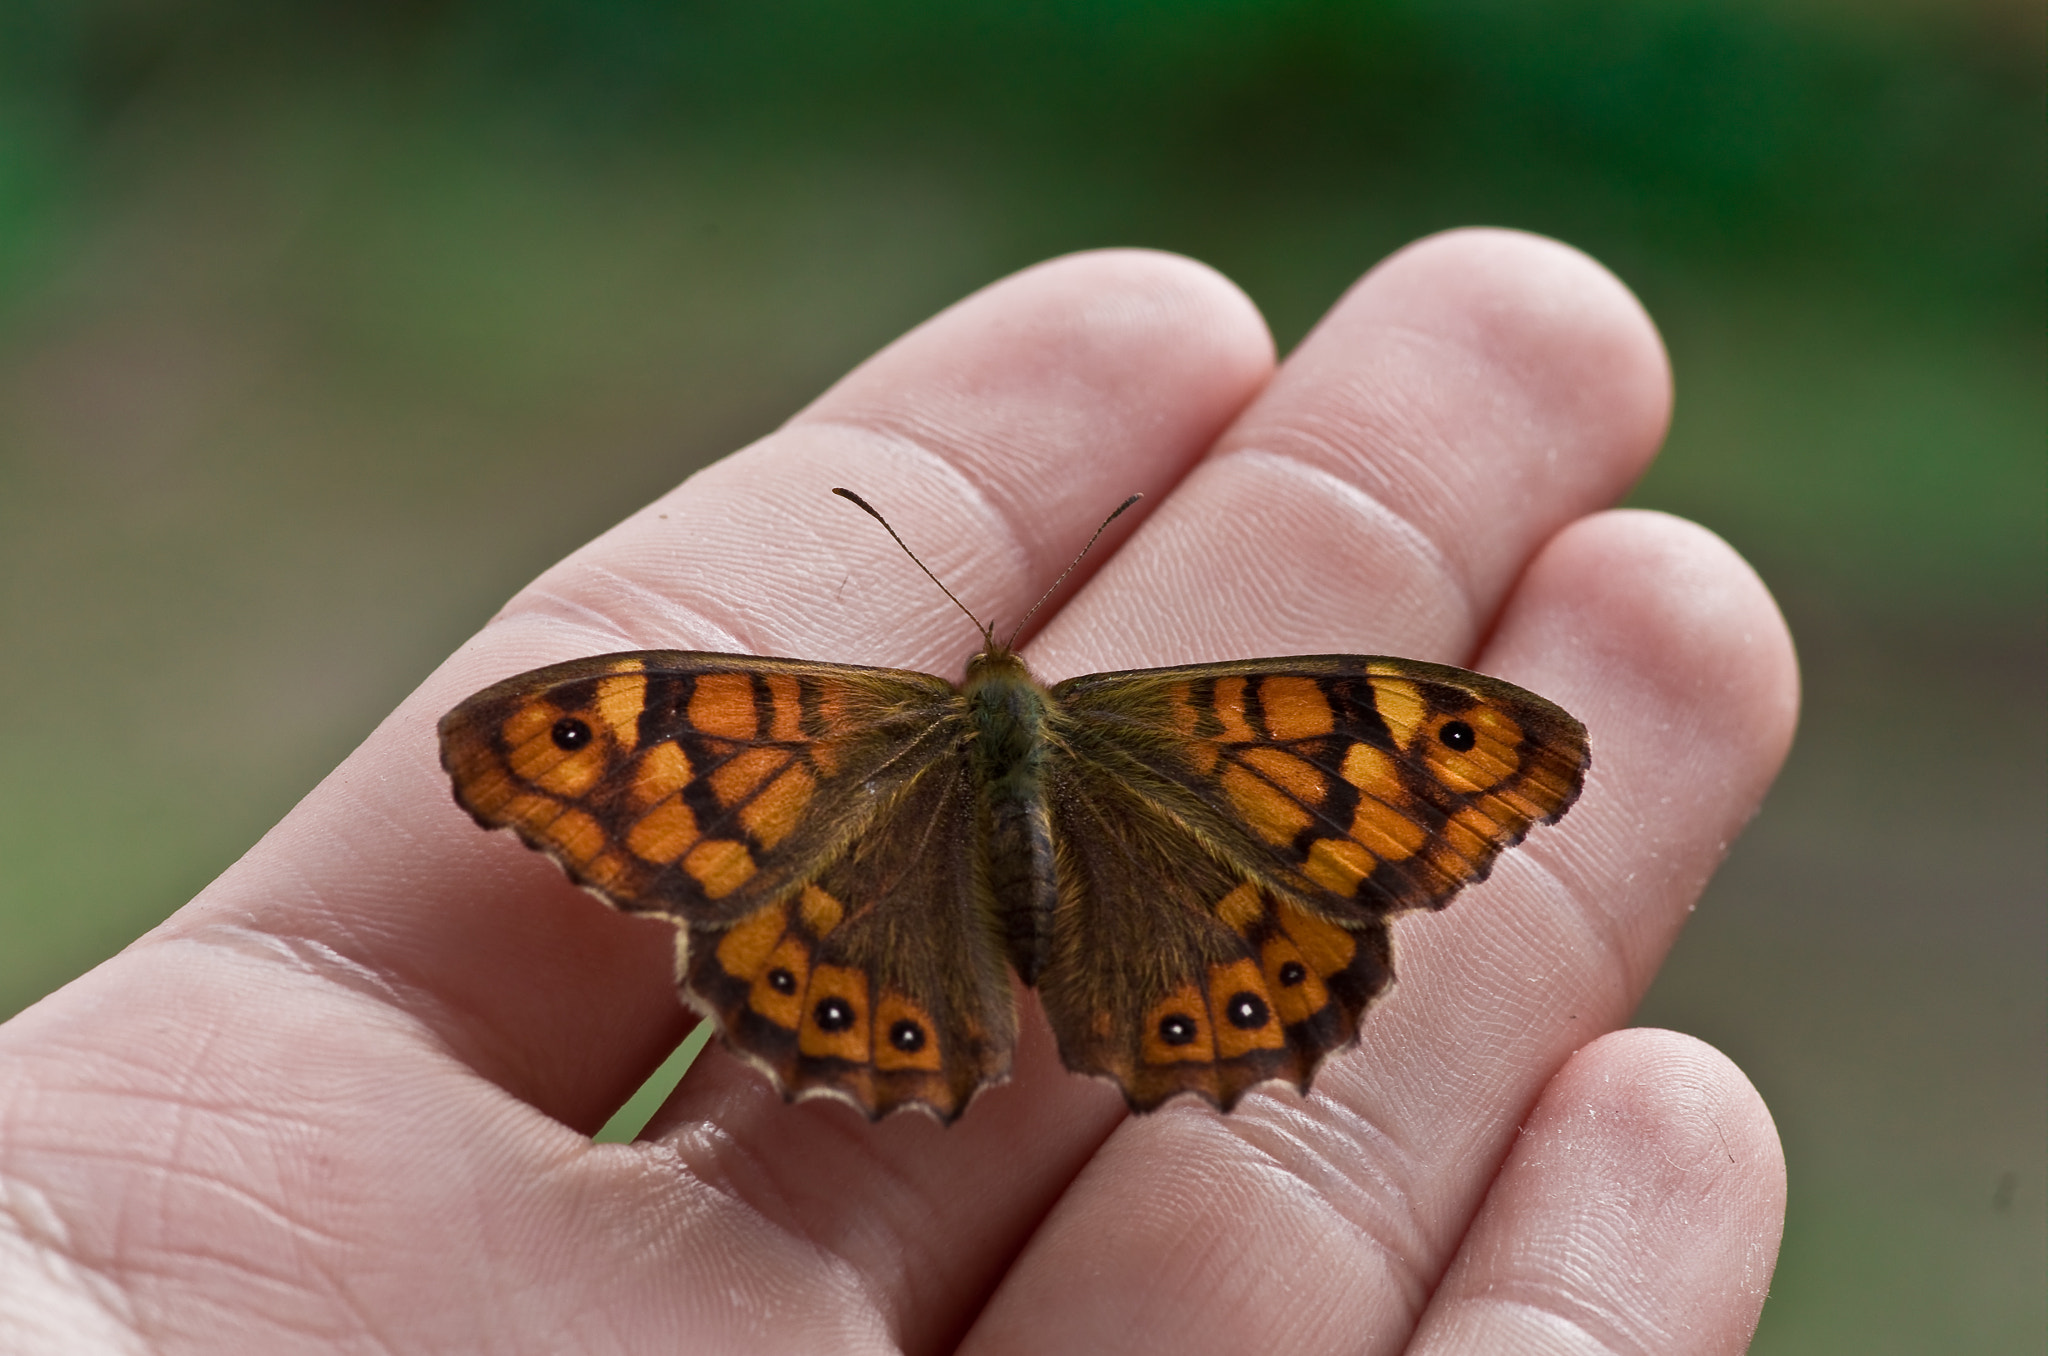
[0,232,1796,1354]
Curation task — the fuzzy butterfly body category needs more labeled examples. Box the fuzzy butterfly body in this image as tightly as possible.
[440,635,1588,1122]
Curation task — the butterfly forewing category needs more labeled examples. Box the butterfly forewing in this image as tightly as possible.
[1050,656,1589,924]
[439,652,960,928]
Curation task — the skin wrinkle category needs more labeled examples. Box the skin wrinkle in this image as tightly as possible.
[1236,1095,1432,1251]
[0,1177,146,1346]
[160,922,514,1106]
[1272,374,1474,574]
[1525,790,1765,988]
[8,973,530,1345]
[676,1111,923,1343]
[184,785,667,1115]
[1024,450,1469,680]
[1228,447,1465,641]
[782,417,1048,622]
[1241,387,1478,602]
[134,1103,360,1269]
[1445,1238,1660,1344]
[788,419,1032,630]
[1436,1298,1629,1356]
[499,575,744,655]
[1410,1031,1782,1356]
[110,1170,353,1319]
[1213,1108,1439,1316]
[161,927,414,1016]
[1286,854,1645,1312]
[495,569,753,655]
[564,426,1037,673]
[1202,1153,1430,1345]
[634,1132,898,1355]
[1239,242,1667,609]
[1495,838,1639,1023]
[400,1141,582,1350]
[1395,913,1618,1135]
[797,257,1268,516]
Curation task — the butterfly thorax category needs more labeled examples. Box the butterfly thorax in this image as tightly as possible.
[961,643,1062,983]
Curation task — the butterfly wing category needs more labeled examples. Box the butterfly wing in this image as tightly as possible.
[440,651,1017,1120]
[1039,656,1588,1110]
[438,651,961,924]
[1036,778,1397,1111]
[680,756,1019,1121]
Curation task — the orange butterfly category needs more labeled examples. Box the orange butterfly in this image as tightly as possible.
[440,492,1588,1121]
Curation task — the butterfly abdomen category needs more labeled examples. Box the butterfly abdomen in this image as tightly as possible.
[963,648,1061,984]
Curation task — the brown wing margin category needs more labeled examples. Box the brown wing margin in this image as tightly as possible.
[437,650,962,928]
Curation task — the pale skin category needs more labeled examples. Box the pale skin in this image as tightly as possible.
[0,230,1798,1354]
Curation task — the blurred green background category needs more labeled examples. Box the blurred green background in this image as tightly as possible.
[1,0,2040,1348]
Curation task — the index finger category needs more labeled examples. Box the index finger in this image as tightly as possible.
[8,252,1272,1352]
[964,229,1794,1352]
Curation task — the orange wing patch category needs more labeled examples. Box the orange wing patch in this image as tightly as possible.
[1255,675,1335,740]
[687,673,759,739]
[682,838,756,898]
[1205,958,1285,1060]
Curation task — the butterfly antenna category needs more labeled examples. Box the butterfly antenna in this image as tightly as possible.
[832,488,992,641]
[1004,493,1142,649]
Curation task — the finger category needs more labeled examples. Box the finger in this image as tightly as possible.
[1,253,1271,1350]
[1407,1028,1785,1356]
[155,247,1269,1121]
[1028,228,1672,678]
[963,506,1797,1353]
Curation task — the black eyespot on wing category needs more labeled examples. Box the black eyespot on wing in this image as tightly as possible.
[888,1019,926,1053]
[1438,719,1476,752]
[1225,992,1270,1029]
[1277,960,1307,987]
[1158,1014,1199,1047]
[814,997,856,1032]
[767,967,797,996]
[551,717,593,750]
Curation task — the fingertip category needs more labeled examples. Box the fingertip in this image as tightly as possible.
[799,245,1276,452]
[1216,227,1675,611]
[1036,246,1278,377]
[1496,507,1801,782]
[1550,1026,1787,1212]
[1363,227,1674,466]
[1534,1026,1788,1331]
[1411,1026,1784,1356]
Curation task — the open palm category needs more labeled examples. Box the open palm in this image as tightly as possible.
[0,231,1796,1354]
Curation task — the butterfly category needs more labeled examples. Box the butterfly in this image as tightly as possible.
[439,490,1589,1122]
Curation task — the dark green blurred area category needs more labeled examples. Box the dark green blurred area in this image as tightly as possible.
[0,1,2041,1350]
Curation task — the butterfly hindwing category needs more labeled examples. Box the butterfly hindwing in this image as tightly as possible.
[1036,772,1393,1110]
[681,759,1018,1121]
